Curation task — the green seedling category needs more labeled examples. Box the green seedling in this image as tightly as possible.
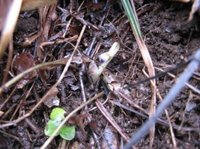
[60,125,76,140]
[44,107,76,141]
[50,107,65,121]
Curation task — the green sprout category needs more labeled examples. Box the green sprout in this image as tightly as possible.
[44,107,76,141]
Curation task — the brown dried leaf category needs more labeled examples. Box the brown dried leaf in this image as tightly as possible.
[12,52,37,88]
[44,95,60,108]
[43,87,59,108]
[69,24,82,36]
[68,113,89,134]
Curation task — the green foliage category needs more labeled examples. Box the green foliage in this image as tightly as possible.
[121,0,142,37]
[50,107,66,121]
[45,120,60,136]
[60,126,76,140]
[44,107,76,141]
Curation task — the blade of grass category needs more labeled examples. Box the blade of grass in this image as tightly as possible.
[121,0,156,147]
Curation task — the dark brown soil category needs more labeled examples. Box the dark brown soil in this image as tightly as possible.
[0,0,200,149]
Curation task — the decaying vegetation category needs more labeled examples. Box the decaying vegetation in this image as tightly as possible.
[0,0,200,148]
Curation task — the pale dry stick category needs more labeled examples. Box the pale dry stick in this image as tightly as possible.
[0,129,22,146]
[41,4,57,42]
[171,0,191,2]
[179,91,193,130]
[22,32,41,46]
[0,87,16,110]
[63,17,73,37]
[0,0,22,59]
[110,100,198,132]
[79,65,102,147]
[41,92,104,149]
[95,100,136,149]
[1,103,16,120]
[0,58,69,95]
[36,5,57,59]
[155,67,200,95]
[117,91,147,114]
[0,87,55,128]
[95,100,130,142]
[79,66,87,103]
[10,83,34,121]
[10,98,24,121]
[126,1,157,147]
[60,139,67,149]
[62,0,85,37]
[0,25,86,128]
[122,54,137,85]
[158,95,177,148]
[143,70,177,148]
[25,118,41,134]
[54,24,86,85]
[88,94,110,112]
[2,37,13,84]
[137,38,156,149]
[188,0,200,21]
[39,35,78,51]
[0,0,57,59]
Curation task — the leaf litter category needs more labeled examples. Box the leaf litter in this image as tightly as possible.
[0,0,200,148]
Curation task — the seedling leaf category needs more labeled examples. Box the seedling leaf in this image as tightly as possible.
[50,107,66,121]
[44,119,60,136]
[60,126,75,140]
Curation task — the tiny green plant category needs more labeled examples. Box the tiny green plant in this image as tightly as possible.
[44,107,76,141]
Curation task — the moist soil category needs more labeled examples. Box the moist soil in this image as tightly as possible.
[0,0,200,149]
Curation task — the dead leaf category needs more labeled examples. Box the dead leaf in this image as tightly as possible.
[44,95,60,108]
[69,24,82,36]
[43,87,60,108]
[12,52,37,88]
[68,113,89,134]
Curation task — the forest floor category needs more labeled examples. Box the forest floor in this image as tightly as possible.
[0,0,200,148]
